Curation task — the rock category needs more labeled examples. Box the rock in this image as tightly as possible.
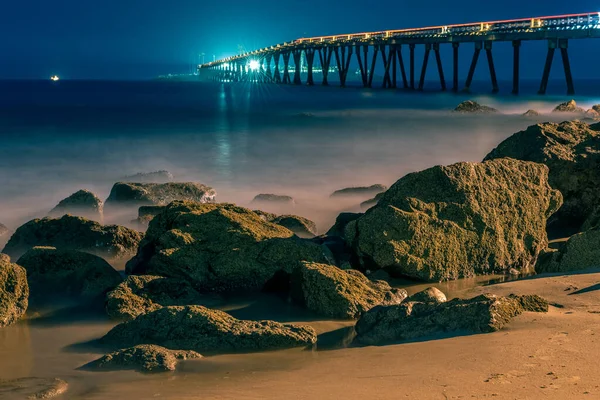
[49,189,103,221]
[0,377,68,399]
[125,202,330,292]
[552,99,584,113]
[0,222,10,248]
[252,209,278,222]
[368,269,391,283]
[354,293,548,345]
[106,275,222,321]
[345,158,562,281]
[271,215,317,238]
[0,254,28,328]
[593,104,600,113]
[523,109,541,117]
[484,121,600,233]
[509,268,520,276]
[326,213,362,237]
[16,247,122,307]
[291,262,408,319]
[536,228,600,273]
[252,194,296,205]
[330,185,387,198]
[130,205,166,229]
[585,109,600,120]
[100,305,317,354]
[453,100,498,114]
[2,215,142,262]
[122,170,174,183]
[360,192,384,210]
[407,287,447,304]
[81,344,201,373]
[105,182,216,216]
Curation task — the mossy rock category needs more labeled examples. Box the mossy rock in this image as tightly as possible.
[536,228,600,273]
[100,305,317,354]
[2,215,142,262]
[16,247,122,307]
[125,201,330,292]
[251,194,295,205]
[326,213,362,237]
[0,254,28,328]
[345,158,562,281]
[49,189,103,221]
[121,170,174,183]
[552,100,584,113]
[453,101,498,114]
[272,215,317,238]
[330,185,387,198]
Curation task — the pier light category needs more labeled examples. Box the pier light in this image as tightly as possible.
[248,59,260,71]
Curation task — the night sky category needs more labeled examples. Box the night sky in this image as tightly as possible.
[2,0,600,79]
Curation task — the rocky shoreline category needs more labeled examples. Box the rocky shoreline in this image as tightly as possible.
[2,100,600,396]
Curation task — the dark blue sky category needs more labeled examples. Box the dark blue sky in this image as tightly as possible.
[2,0,599,79]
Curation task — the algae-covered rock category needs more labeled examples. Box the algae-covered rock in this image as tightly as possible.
[345,158,562,281]
[326,213,362,237]
[291,262,407,319]
[130,205,166,229]
[82,344,202,373]
[122,170,174,183]
[406,287,447,304]
[453,101,498,114]
[16,247,122,306]
[49,189,103,221]
[0,254,28,328]
[105,182,216,213]
[272,215,317,238]
[360,192,384,210]
[106,275,222,321]
[2,215,142,261]
[125,201,329,292]
[252,194,296,205]
[484,121,600,233]
[536,228,600,273]
[0,223,10,248]
[552,100,584,113]
[330,185,387,198]
[100,305,317,354]
[354,293,548,345]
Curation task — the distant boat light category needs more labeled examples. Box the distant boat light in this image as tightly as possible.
[50,75,60,81]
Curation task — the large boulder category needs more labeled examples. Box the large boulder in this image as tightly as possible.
[536,228,600,273]
[49,189,103,221]
[16,247,122,307]
[291,262,407,319]
[121,170,174,183]
[2,215,142,262]
[105,182,216,214]
[0,254,28,328]
[81,344,201,373]
[354,294,548,346]
[326,213,362,237]
[100,305,317,354]
[552,99,584,113]
[345,158,562,281]
[406,287,447,304]
[106,275,222,321]
[125,202,330,292]
[484,121,600,233]
[271,215,317,238]
[330,185,387,198]
[130,206,166,230]
[453,101,498,114]
[252,194,296,205]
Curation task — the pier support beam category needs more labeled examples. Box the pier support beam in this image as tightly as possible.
[397,45,408,88]
[418,43,432,91]
[356,45,369,87]
[334,46,353,87]
[318,47,333,86]
[306,48,316,86]
[292,49,302,85]
[452,42,459,92]
[465,41,482,91]
[434,43,446,91]
[409,44,416,89]
[512,40,521,95]
[560,39,575,95]
[538,39,556,95]
[282,52,291,84]
[265,54,273,83]
[381,44,395,88]
[273,53,281,83]
[368,45,379,88]
[485,41,499,93]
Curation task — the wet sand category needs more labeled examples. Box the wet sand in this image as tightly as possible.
[1,271,599,399]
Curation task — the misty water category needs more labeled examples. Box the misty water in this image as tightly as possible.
[1,78,599,398]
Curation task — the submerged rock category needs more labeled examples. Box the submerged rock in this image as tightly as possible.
[345,158,562,281]
[106,275,222,321]
[125,202,329,292]
[484,121,600,233]
[0,254,28,328]
[272,215,317,238]
[406,287,447,304]
[2,215,142,261]
[252,194,296,205]
[122,170,174,183]
[552,99,584,113]
[49,189,103,221]
[536,228,600,273]
[523,109,541,117]
[101,305,317,354]
[453,101,498,114]
[0,377,68,399]
[330,184,387,198]
[291,262,407,319]
[354,293,548,345]
[82,344,202,373]
[16,247,122,307]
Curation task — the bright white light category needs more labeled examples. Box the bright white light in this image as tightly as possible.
[223,63,229,69]
[248,60,260,71]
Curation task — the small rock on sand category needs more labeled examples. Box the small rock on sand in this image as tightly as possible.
[454,101,498,114]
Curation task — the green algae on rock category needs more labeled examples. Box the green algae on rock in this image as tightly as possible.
[101,305,317,354]
[0,254,28,328]
[345,158,562,282]
[271,215,318,238]
[536,228,600,273]
[49,189,103,221]
[125,201,330,292]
